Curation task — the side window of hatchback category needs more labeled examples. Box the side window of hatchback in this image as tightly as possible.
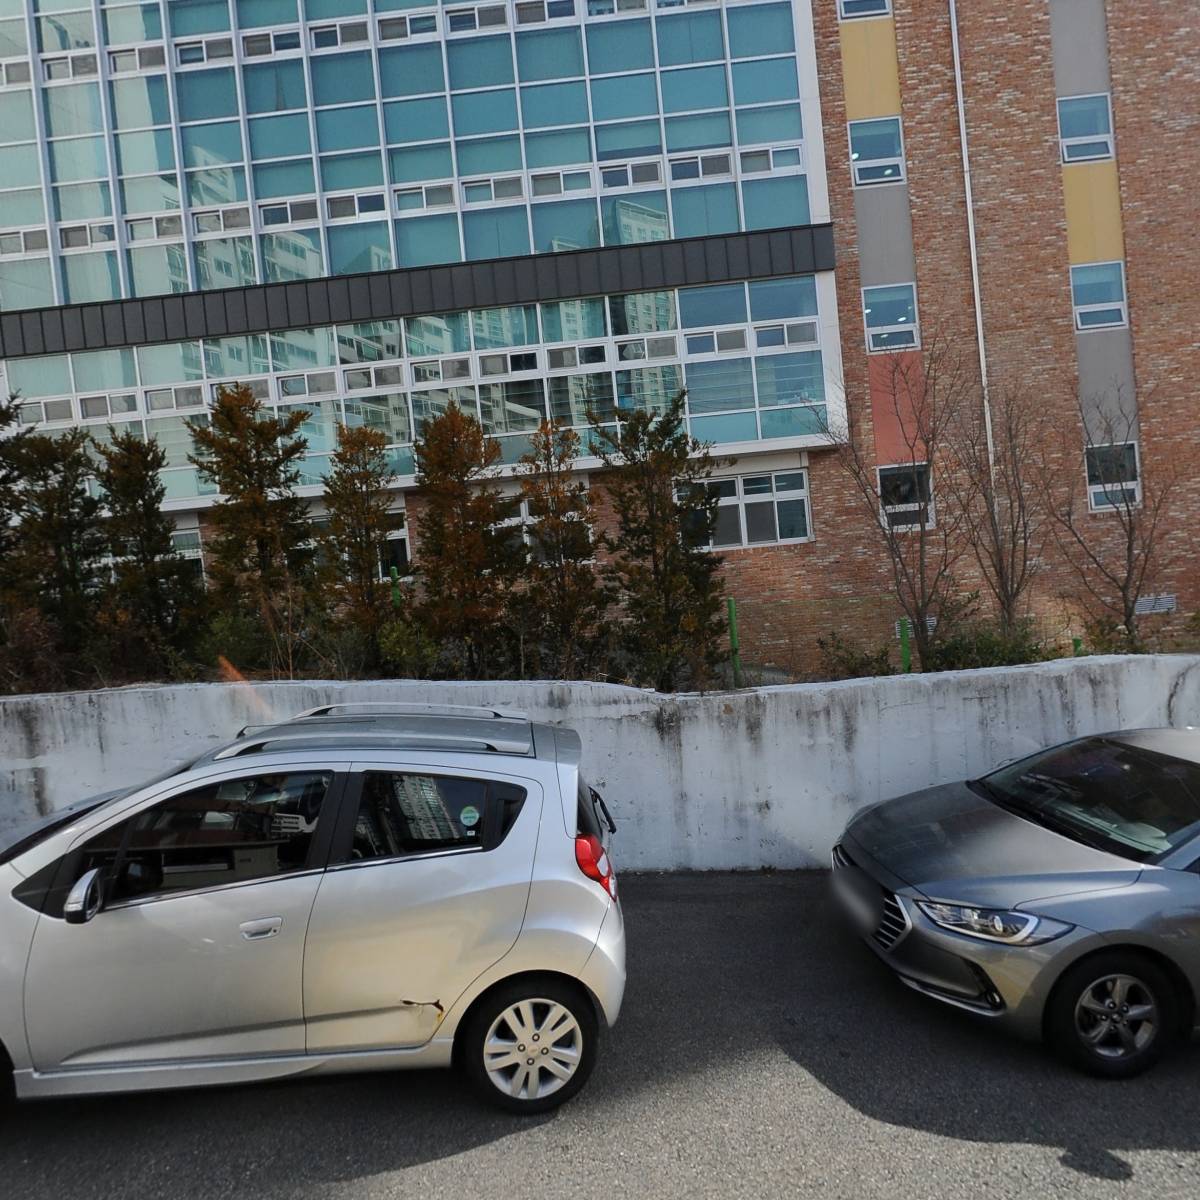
[71,771,334,906]
[349,772,526,861]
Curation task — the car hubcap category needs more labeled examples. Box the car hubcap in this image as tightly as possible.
[1074,973,1159,1059]
[483,999,583,1101]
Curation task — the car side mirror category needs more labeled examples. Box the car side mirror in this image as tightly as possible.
[64,867,105,925]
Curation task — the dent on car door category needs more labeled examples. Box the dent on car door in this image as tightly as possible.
[21,767,343,1072]
[303,765,540,1053]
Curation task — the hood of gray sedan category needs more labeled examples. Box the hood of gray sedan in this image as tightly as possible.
[843,781,1141,906]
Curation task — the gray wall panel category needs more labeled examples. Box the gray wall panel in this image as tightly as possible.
[1048,0,1111,96]
[853,186,918,287]
[1077,326,1138,431]
[0,226,834,359]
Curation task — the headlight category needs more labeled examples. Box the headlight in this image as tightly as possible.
[916,901,1073,945]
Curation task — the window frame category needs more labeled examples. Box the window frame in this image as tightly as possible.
[1070,260,1128,331]
[838,0,892,18]
[877,462,934,531]
[326,765,534,869]
[847,116,906,187]
[46,764,350,915]
[862,282,919,352]
[699,469,814,550]
[1085,441,1141,513]
[1057,92,1115,163]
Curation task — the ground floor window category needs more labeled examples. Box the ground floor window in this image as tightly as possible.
[700,469,812,549]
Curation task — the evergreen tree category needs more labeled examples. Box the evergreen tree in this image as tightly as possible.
[187,384,314,676]
[592,392,727,692]
[322,422,396,652]
[2,427,105,660]
[0,393,28,571]
[94,427,204,675]
[517,420,611,679]
[412,402,525,677]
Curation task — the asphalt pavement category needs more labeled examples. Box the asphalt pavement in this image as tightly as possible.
[2,872,1198,1199]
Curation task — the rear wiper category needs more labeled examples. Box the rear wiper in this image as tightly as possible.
[590,787,617,835]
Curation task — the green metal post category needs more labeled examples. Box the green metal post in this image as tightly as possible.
[899,617,912,673]
[389,565,401,610]
[1072,636,1083,656]
[727,596,743,689]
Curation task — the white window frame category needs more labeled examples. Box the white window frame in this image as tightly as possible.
[1070,261,1127,331]
[377,11,440,41]
[259,198,320,228]
[877,462,934,531]
[145,383,205,413]
[862,283,920,352]
[703,470,814,550]
[445,4,508,34]
[848,117,906,187]
[191,205,252,236]
[1057,93,1115,164]
[838,0,892,18]
[344,363,405,391]
[307,20,367,52]
[395,182,456,214]
[461,174,525,205]
[1085,441,1141,512]
[668,152,733,183]
[174,36,234,68]
[599,158,662,190]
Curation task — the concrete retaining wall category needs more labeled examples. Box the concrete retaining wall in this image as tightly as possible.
[2,656,1199,869]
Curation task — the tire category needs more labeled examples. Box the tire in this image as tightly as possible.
[459,978,598,1114]
[1046,951,1180,1079]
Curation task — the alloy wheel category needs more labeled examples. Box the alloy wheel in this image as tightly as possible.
[483,998,584,1101]
[1073,973,1159,1059]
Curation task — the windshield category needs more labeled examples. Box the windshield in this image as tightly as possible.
[982,737,1200,864]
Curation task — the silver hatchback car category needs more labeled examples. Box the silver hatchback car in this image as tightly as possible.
[0,704,625,1113]
[833,728,1200,1078]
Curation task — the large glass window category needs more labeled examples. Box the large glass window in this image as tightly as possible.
[244,59,308,113]
[1070,261,1126,329]
[655,10,723,66]
[731,58,798,106]
[395,213,461,266]
[679,281,746,328]
[42,82,103,138]
[379,43,444,97]
[727,2,794,58]
[103,3,163,44]
[749,276,817,321]
[458,134,522,174]
[389,142,452,183]
[128,243,190,296]
[254,157,315,197]
[310,50,374,106]
[525,127,590,168]
[671,183,738,237]
[595,119,661,161]
[249,113,311,159]
[610,289,677,334]
[472,304,538,349]
[116,129,176,174]
[530,197,599,252]
[589,73,658,122]
[479,379,545,434]
[194,236,258,288]
[176,67,238,122]
[684,356,753,413]
[754,350,824,407]
[601,191,668,244]
[549,371,614,426]
[660,65,727,114]
[849,117,904,185]
[237,0,297,27]
[76,771,331,903]
[1057,94,1113,162]
[406,310,470,356]
[541,297,606,342]
[62,251,121,302]
[1085,442,1140,511]
[520,81,588,129]
[463,207,530,260]
[261,228,324,281]
[735,103,802,146]
[168,0,232,37]
[328,221,392,274]
[181,120,242,167]
[516,27,583,81]
[742,175,809,230]
[617,364,681,414]
[447,35,514,90]
[383,97,449,144]
[0,91,36,144]
[586,18,653,74]
[452,88,518,137]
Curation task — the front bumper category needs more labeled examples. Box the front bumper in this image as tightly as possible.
[832,842,1096,1040]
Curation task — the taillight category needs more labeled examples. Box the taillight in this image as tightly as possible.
[574,834,617,900]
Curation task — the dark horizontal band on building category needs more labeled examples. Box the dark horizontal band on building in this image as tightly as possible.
[0,225,834,363]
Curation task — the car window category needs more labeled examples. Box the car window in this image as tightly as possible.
[984,739,1200,863]
[76,771,332,903]
[349,773,525,860]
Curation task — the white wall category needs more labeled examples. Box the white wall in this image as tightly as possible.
[2,656,1199,869]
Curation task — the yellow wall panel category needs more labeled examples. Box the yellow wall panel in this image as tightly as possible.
[1062,160,1126,264]
[839,18,902,121]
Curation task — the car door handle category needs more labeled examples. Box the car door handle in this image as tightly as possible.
[240,917,283,941]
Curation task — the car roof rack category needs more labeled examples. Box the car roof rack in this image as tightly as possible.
[291,702,530,722]
[213,731,524,760]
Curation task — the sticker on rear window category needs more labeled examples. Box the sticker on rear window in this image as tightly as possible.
[459,805,481,828]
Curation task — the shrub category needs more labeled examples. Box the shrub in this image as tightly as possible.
[816,631,895,681]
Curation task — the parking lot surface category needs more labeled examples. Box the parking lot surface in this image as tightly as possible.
[2,872,1198,1199]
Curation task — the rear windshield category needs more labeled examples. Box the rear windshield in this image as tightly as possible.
[982,737,1200,863]
[577,779,604,839]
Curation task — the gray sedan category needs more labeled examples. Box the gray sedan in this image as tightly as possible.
[833,728,1200,1077]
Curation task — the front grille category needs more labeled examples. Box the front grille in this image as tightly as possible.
[873,892,909,951]
[831,842,852,870]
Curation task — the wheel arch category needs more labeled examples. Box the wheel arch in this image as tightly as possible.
[1042,942,1196,1039]
[450,970,603,1067]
